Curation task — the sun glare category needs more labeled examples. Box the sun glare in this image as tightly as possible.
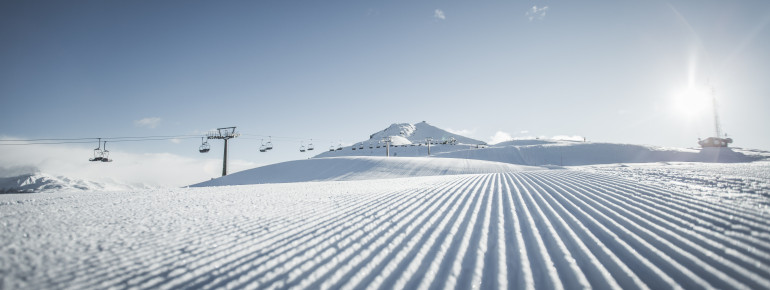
[670,85,710,120]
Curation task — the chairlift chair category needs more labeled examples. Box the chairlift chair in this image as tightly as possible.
[259,139,267,152]
[300,142,306,152]
[101,141,113,162]
[89,138,104,161]
[307,139,314,151]
[199,137,210,153]
[337,144,343,151]
[265,136,274,150]
[329,145,335,152]
[369,142,373,149]
[358,143,364,150]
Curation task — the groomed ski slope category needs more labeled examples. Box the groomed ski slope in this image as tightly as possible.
[3,170,770,289]
[192,156,542,186]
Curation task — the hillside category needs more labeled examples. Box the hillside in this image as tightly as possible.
[315,124,765,166]
[191,156,542,186]
[4,166,770,289]
[0,173,137,193]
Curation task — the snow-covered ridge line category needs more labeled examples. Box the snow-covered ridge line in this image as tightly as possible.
[0,173,139,193]
[191,156,542,187]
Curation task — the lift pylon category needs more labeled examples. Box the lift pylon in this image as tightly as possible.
[206,127,240,176]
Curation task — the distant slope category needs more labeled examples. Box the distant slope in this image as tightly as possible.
[0,173,136,193]
[435,142,764,165]
[318,134,765,165]
[191,156,543,187]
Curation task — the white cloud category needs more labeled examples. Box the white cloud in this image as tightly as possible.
[489,131,514,145]
[519,130,530,134]
[552,135,585,142]
[0,140,258,187]
[134,117,162,129]
[526,5,549,21]
[445,128,476,137]
[434,9,446,20]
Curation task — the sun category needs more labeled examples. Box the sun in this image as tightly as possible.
[670,85,711,120]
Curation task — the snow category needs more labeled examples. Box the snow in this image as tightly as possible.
[3,122,770,288]
[2,165,770,289]
[368,121,484,145]
[0,173,142,193]
[191,156,542,186]
[320,138,765,166]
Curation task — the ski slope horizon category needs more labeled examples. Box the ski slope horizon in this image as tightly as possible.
[1,121,768,192]
[191,156,545,187]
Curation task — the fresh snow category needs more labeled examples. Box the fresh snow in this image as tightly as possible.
[2,166,770,289]
[319,137,764,166]
[192,156,543,186]
[0,173,142,193]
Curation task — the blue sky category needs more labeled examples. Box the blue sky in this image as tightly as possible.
[1,0,769,180]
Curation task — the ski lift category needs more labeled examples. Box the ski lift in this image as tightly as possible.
[265,136,274,150]
[358,143,364,150]
[329,144,335,152]
[300,142,306,152]
[337,144,343,151]
[307,139,314,151]
[352,146,356,150]
[199,137,210,153]
[101,141,113,162]
[89,138,104,162]
[369,142,373,149]
[376,141,381,148]
[259,139,267,152]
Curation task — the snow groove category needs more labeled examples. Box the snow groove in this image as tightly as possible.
[4,171,770,289]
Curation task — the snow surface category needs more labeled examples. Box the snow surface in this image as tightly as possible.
[367,121,484,145]
[2,166,770,289]
[191,156,542,186]
[0,173,142,193]
[319,138,765,166]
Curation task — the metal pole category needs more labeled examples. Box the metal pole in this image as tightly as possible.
[222,138,228,176]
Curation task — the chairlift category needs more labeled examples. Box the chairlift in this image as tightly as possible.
[352,146,356,150]
[369,142,373,149]
[259,139,267,152]
[89,138,104,161]
[199,137,210,153]
[101,141,113,162]
[329,144,335,152]
[265,136,274,150]
[307,139,314,151]
[300,142,306,152]
[337,144,343,151]
[358,143,364,150]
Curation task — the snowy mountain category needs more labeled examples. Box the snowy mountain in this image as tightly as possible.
[0,173,141,193]
[316,121,484,157]
[368,121,484,145]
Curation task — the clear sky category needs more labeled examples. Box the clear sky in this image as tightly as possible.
[1,0,769,184]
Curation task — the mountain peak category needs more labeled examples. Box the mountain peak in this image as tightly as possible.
[367,121,483,145]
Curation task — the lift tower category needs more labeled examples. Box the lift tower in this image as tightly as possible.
[207,127,240,176]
